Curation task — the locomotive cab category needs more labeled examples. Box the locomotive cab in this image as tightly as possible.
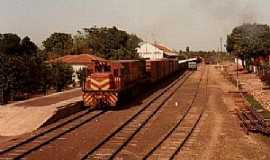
[83,61,123,108]
[89,62,114,91]
[84,61,122,91]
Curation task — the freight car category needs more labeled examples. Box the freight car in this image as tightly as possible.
[146,59,182,83]
[82,59,187,109]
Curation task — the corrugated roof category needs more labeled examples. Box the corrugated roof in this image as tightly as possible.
[51,54,105,64]
[152,43,173,53]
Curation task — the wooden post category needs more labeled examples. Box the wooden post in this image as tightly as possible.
[237,58,239,90]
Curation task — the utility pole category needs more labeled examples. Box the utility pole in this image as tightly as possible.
[217,43,219,65]
[220,37,223,53]
[219,37,223,64]
[236,57,239,90]
[236,50,240,90]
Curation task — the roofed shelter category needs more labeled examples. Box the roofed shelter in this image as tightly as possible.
[51,54,105,85]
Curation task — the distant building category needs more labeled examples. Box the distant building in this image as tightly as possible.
[51,54,104,85]
[137,42,178,60]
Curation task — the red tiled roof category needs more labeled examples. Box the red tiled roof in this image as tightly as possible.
[152,43,173,53]
[51,54,105,64]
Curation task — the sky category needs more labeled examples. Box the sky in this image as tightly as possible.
[1,0,270,51]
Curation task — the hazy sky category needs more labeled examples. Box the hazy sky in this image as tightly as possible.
[1,0,270,51]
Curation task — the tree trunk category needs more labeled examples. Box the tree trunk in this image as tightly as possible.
[43,86,47,95]
[2,89,10,105]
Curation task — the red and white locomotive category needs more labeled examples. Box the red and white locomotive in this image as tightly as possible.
[82,59,186,109]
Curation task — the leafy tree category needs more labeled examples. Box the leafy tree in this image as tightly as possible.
[73,31,88,54]
[0,34,53,104]
[39,62,53,95]
[76,68,87,87]
[51,62,73,92]
[226,23,270,68]
[43,32,73,54]
[77,26,142,59]
[0,33,21,55]
[186,46,190,53]
[21,36,38,55]
[0,54,17,104]
[0,34,22,103]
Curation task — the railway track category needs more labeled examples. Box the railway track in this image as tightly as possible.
[0,108,106,160]
[143,66,209,160]
[80,70,197,160]
[0,71,191,160]
[235,93,270,135]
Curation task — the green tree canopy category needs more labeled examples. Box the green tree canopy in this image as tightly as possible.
[42,32,73,54]
[0,33,64,104]
[73,31,88,54]
[186,46,190,53]
[21,36,38,55]
[226,23,270,58]
[51,62,74,92]
[0,33,21,55]
[76,26,142,59]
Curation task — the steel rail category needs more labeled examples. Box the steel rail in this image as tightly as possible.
[81,71,193,160]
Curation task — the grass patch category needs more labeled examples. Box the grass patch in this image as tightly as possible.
[245,95,263,110]
[261,112,270,119]
[244,94,270,119]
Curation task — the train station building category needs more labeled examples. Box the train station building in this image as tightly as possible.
[137,42,178,60]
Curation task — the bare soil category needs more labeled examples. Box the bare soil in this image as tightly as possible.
[0,89,82,137]
[2,65,270,160]
[23,71,199,160]
[176,65,270,160]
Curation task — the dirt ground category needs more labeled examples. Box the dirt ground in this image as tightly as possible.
[177,65,270,160]
[1,65,270,160]
[222,62,270,112]
[0,88,81,137]
[23,69,201,160]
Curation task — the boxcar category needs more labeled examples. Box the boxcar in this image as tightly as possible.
[146,59,180,83]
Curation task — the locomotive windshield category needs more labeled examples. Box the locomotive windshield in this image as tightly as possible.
[95,61,111,72]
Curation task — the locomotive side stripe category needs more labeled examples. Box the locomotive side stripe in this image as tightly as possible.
[110,94,117,102]
[108,96,114,103]
[102,85,110,90]
[85,97,93,104]
[90,79,110,86]
[90,85,99,90]
[90,78,110,90]
[90,84,110,90]
[83,93,93,102]
[109,94,117,103]
[91,84,110,90]
[83,94,88,100]
[108,96,117,105]
[84,95,91,102]
[85,96,92,102]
